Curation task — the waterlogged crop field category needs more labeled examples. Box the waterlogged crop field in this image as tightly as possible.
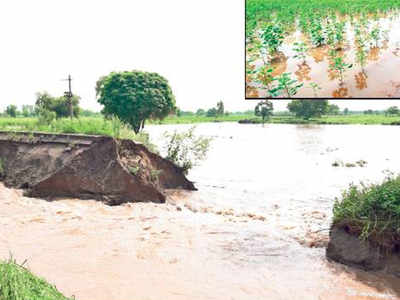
[246,0,400,98]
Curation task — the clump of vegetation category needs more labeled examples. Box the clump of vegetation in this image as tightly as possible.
[163,127,212,174]
[333,175,400,250]
[254,100,273,125]
[35,91,80,119]
[37,108,56,126]
[0,256,73,300]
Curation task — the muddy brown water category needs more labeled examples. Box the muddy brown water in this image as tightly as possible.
[246,14,400,98]
[1,123,400,299]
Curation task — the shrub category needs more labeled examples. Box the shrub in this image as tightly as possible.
[163,127,212,174]
[37,108,56,125]
[332,175,400,248]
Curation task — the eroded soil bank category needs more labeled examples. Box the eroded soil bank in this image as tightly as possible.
[327,225,400,276]
[0,131,194,205]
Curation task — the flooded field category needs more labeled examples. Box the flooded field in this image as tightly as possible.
[1,123,400,299]
[246,9,400,98]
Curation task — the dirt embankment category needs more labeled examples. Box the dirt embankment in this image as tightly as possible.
[326,225,400,277]
[0,131,195,205]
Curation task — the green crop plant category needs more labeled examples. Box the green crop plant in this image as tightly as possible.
[309,19,325,47]
[261,23,284,56]
[308,82,322,97]
[334,21,346,48]
[293,42,308,64]
[370,27,381,47]
[325,22,336,47]
[271,73,303,98]
[255,65,277,92]
[329,57,353,85]
[356,46,367,74]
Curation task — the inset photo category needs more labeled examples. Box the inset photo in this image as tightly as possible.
[245,0,400,98]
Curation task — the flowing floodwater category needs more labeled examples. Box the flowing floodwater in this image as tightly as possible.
[246,13,400,98]
[1,123,400,299]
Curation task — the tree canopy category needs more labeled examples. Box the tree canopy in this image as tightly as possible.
[35,92,80,118]
[5,105,17,118]
[386,106,400,116]
[96,71,176,133]
[287,100,328,119]
[255,100,273,124]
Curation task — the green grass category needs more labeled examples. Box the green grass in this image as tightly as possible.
[332,175,400,250]
[242,114,400,125]
[0,257,73,300]
[0,114,399,137]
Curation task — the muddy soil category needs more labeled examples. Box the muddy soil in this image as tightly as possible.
[327,226,400,276]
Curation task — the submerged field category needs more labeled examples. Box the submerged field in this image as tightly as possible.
[246,0,400,98]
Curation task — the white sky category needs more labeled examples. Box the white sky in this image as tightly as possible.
[1,0,400,113]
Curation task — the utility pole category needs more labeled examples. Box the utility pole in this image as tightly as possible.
[63,74,73,119]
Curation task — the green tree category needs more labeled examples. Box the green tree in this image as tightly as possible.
[5,105,17,118]
[364,109,374,115]
[386,106,400,116]
[22,105,35,117]
[35,92,80,118]
[254,100,273,125]
[287,100,329,120]
[196,108,205,116]
[206,108,217,117]
[327,104,340,115]
[343,108,349,115]
[96,71,176,134]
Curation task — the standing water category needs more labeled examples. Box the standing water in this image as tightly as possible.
[1,123,400,299]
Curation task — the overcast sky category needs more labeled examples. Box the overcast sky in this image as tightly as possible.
[1,0,399,113]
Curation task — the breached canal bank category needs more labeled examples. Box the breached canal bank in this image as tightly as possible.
[0,131,195,205]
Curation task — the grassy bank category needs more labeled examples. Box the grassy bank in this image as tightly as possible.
[0,114,399,138]
[332,175,400,250]
[241,115,400,125]
[0,258,73,300]
[0,114,251,135]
